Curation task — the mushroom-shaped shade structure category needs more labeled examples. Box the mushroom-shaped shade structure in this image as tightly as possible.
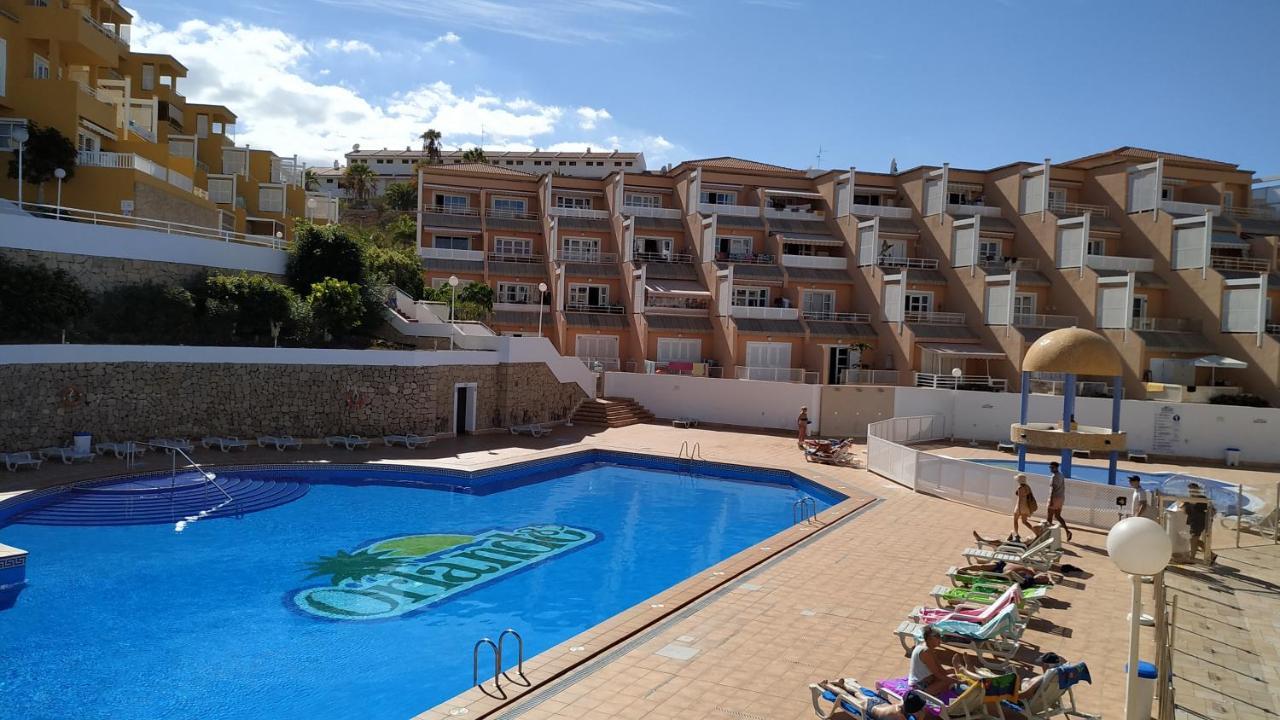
[1022,327,1123,376]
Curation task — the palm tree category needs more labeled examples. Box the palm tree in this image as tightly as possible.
[303,168,320,192]
[342,162,375,205]
[461,146,487,164]
[305,548,400,585]
[420,129,442,165]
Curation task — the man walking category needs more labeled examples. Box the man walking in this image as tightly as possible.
[1047,461,1074,541]
[1129,475,1157,520]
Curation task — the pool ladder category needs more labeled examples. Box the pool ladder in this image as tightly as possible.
[792,496,817,525]
[676,441,704,478]
[472,628,529,699]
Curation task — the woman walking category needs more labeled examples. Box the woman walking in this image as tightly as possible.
[1013,473,1039,538]
[796,406,810,448]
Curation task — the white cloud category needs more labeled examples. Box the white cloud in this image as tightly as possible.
[322,38,379,56]
[425,31,461,50]
[575,106,612,130]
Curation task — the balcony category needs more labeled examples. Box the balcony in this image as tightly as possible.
[1047,200,1109,218]
[1267,323,1280,336]
[1211,255,1271,273]
[735,366,814,383]
[423,203,479,217]
[876,256,939,270]
[485,207,540,222]
[578,356,621,372]
[634,250,694,264]
[780,254,848,270]
[566,303,626,314]
[765,206,822,220]
[562,249,618,264]
[1132,317,1195,332]
[803,311,871,323]
[487,252,544,265]
[915,373,1008,391]
[851,204,913,219]
[622,204,682,219]
[1011,313,1078,329]
[493,301,547,313]
[947,204,1004,217]
[77,151,167,182]
[1224,205,1280,220]
[904,311,965,325]
[717,253,775,265]
[698,202,760,217]
[1084,254,1155,273]
[167,169,194,194]
[644,296,710,315]
[421,247,485,262]
[730,305,800,320]
[979,257,1039,272]
[549,206,610,220]
[843,369,900,386]
[1161,200,1220,216]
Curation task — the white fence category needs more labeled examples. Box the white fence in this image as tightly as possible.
[867,415,1131,530]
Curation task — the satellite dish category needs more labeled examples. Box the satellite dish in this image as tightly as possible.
[352,143,360,151]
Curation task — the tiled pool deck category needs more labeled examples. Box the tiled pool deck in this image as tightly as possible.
[4,425,1278,719]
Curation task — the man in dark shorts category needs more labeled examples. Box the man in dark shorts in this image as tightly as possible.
[1182,483,1212,563]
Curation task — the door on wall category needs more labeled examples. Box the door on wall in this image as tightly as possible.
[827,346,860,385]
[575,335,620,369]
[744,341,791,381]
[1149,358,1194,387]
[454,386,469,434]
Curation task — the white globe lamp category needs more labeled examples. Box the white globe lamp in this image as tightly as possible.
[1107,516,1171,720]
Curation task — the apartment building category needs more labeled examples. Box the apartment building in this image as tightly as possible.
[0,0,322,238]
[417,148,1280,405]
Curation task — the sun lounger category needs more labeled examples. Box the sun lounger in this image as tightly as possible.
[1222,508,1279,536]
[37,446,96,465]
[996,441,1015,453]
[808,679,902,720]
[3,451,42,472]
[985,662,1098,719]
[324,435,370,450]
[896,605,1025,667]
[932,584,1049,613]
[201,436,249,452]
[257,435,302,451]
[509,424,552,438]
[911,585,1027,626]
[961,535,1061,571]
[95,441,146,459]
[671,417,698,428]
[1128,449,1149,462]
[803,438,858,466]
[877,674,991,719]
[383,434,432,449]
[149,438,195,454]
[946,565,1027,588]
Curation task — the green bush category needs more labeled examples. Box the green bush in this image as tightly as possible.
[363,244,425,298]
[286,222,365,293]
[84,282,195,344]
[204,273,296,345]
[307,278,365,340]
[1209,393,1270,408]
[383,182,418,212]
[0,256,91,341]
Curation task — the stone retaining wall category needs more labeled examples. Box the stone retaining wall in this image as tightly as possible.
[0,247,283,293]
[0,361,584,449]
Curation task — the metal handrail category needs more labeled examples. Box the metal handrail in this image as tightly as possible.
[422,203,479,216]
[485,207,540,221]
[472,638,503,697]
[802,311,871,323]
[792,497,817,524]
[876,256,939,270]
[8,200,286,249]
[497,629,528,686]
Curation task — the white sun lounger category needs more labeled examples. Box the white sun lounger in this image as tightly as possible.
[257,435,302,451]
[202,436,250,452]
[510,423,552,438]
[961,535,1061,571]
[95,441,147,459]
[3,452,43,472]
[383,434,432,449]
[324,435,370,450]
[149,438,195,454]
[37,446,97,465]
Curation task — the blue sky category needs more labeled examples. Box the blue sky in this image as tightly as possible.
[129,0,1280,174]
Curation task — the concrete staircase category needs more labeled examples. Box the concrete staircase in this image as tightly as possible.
[571,397,655,428]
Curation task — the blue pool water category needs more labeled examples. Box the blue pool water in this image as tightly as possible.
[973,459,1243,511]
[0,452,839,720]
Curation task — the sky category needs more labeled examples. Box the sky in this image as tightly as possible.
[127,0,1280,175]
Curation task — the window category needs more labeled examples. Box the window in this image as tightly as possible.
[33,54,50,80]
[497,283,533,304]
[636,236,674,259]
[0,38,7,96]
[491,197,527,215]
[433,236,471,251]
[1013,293,1036,318]
[1223,191,1234,208]
[700,190,736,205]
[625,161,633,167]
[657,338,701,364]
[904,292,933,314]
[948,190,974,205]
[978,240,1001,261]
[562,236,600,262]
[717,236,752,257]
[76,131,99,153]
[1161,185,1174,201]
[435,194,469,211]
[140,63,155,90]
[1132,295,1148,321]
[555,196,591,209]
[852,193,880,206]
[493,237,531,257]
[1086,237,1106,256]
[624,192,660,208]
[732,286,769,307]
[801,290,835,315]
[568,284,609,307]
[568,161,576,166]
[744,342,791,369]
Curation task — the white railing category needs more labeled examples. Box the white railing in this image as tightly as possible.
[717,253,775,265]
[562,249,618,264]
[622,204,682,219]
[422,204,479,217]
[0,118,28,150]
[914,373,1008,391]
[780,254,848,270]
[843,369,900,385]
[1224,205,1280,220]
[698,202,761,217]
[1161,200,1220,216]
[876,256,939,270]
[1211,255,1271,273]
[128,120,156,143]
[633,250,694,263]
[549,206,610,220]
[420,247,484,262]
[730,305,800,320]
[1028,377,1117,398]
[642,360,708,375]
[1132,317,1195,332]
[803,311,870,323]
[947,204,1004,217]
[167,169,193,193]
[566,303,626,314]
[305,196,339,223]
[1084,254,1155,272]
[765,207,822,220]
[1011,313,1077,329]
[866,415,1130,530]
[903,311,965,325]
[6,200,285,249]
[578,356,621,372]
[979,257,1039,271]
[487,252,544,264]
[643,304,709,315]
[735,366,814,383]
[485,207,540,221]
[851,204,913,219]
[493,302,546,313]
[77,150,167,182]
[1047,200,1109,218]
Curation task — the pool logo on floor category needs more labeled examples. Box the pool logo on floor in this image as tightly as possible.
[292,524,598,621]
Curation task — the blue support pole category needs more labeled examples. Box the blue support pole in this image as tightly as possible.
[1017,371,1030,471]
[1061,374,1076,477]
[1108,375,1123,485]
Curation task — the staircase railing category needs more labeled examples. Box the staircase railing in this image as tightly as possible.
[140,441,235,526]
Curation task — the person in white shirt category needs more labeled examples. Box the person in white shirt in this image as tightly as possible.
[1129,475,1156,520]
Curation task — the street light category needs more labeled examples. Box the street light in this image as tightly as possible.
[54,168,66,219]
[448,275,460,350]
[11,125,30,207]
[949,366,963,441]
[1106,516,1172,720]
[537,281,549,337]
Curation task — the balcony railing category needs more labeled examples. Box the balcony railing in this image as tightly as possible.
[1084,254,1155,272]
[485,207,540,221]
[803,311,871,323]
[1029,377,1118,398]
[77,150,167,182]
[167,169,194,193]
[780,254,848,270]
[851,204,913,219]
[876,256,939,270]
[493,301,546,312]
[730,305,800,320]
[421,247,485,262]
[1160,200,1219,216]
[1011,313,1077,329]
[979,257,1039,271]
[488,252,544,264]
[947,204,1004,217]
[562,250,617,264]
[5,200,284,249]
[1267,323,1280,335]
[1132,317,1195,332]
[765,206,822,220]
[643,304,708,315]
[717,253,775,265]
[1224,205,1280,220]
[622,204,682,219]
[578,356,621,372]
[1211,255,1271,273]
[633,250,694,263]
[128,120,156,143]
[903,311,965,325]
[549,206,609,220]
[566,303,626,314]
[843,369,900,386]
[915,373,1008,391]
[735,366,815,383]
[698,202,761,217]
[1047,200,1109,218]
[423,204,479,216]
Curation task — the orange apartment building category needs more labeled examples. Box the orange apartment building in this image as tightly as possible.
[0,0,333,240]
[419,149,1280,405]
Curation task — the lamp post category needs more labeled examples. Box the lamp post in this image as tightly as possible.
[1106,516,1172,720]
[306,197,316,221]
[949,366,963,441]
[448,275,460,351]
[11,125,30,207]
[54,168,66,219]
[537,281,549,337]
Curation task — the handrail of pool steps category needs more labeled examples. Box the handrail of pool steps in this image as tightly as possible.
[139,441,235,509]
[473,637,504,697]
[792,496,817,524]
[497,628,529,686]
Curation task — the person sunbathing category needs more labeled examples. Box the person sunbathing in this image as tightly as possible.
[909,626,981,697]
[972,522,1051,549]
[959,561,1062,587]
[815,680,926,719]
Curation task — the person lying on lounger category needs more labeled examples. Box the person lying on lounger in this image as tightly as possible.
[816,680,927,719]
[971,521,1051,549]
[909,626,980,698]
[959,561,1062,587]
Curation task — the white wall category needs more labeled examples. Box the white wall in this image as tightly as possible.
[0,211,286,274]
[895,386,1280,464]
[604,373,821,432]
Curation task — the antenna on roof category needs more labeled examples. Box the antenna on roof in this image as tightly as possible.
[814,145,823,169]
[890,157,898,174]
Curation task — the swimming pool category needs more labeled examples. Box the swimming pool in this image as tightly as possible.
[0,451,841,720]
[972,459,1245,512]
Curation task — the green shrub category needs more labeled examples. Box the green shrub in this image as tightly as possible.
[1209,393,1270,408]
[363,244,425,298]
[383,182,418,212]
[204,273,296,345]
[286,222,365,293]
[0,256,91,341]
[85,282,195,344]
[307,278,365,340]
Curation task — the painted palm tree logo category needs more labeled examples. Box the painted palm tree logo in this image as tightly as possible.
[306,548,400,586]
